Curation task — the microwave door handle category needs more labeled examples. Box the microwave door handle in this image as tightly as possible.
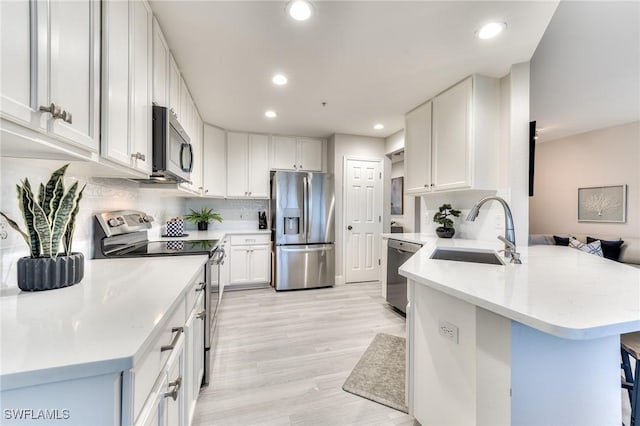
[180,143,193,173]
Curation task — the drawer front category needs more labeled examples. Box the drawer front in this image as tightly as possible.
[230,233,270,246]
[133,301,186,421]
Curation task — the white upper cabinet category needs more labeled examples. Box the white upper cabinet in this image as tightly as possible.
[271,136,323,171]
[297,137,323,171]
[0,0,100,155]
[131,0,152,174]
[271,136,298,170]
[179,75,190,128]
[203,124,227,197]
[405,101,432,194]
[45,0,100,151]
[227,132,249,198]
[101,0,152,174]
[227,132,269,198]
[432,76,500,191]
[181,103,203,193]
[152,18,170,107]
[0,0,35,125]
[248,134,270,197]
[169,55,181,120]
[404,75,500,195]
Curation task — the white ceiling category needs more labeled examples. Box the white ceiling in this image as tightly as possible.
[530,1,640,143]
[150,1,558,138]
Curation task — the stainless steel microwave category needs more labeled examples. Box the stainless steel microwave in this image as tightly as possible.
[151,105,193,183]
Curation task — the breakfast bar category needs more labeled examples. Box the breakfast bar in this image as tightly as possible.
[399,238,640,425]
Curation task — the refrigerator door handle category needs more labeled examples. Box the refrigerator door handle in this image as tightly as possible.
[303,175,309,241]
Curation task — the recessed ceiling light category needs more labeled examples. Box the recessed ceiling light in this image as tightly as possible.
[265,110,277,118]
[272,74,288,86]
[476,22,506,40]
[286,0,313,21]
[374,124,384,130]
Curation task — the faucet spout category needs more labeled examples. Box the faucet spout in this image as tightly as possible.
[466,196,517,257]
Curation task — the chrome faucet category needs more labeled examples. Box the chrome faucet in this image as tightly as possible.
[466,196,522,264]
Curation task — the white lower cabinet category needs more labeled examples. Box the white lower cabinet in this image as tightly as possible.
[184,292,205,425]
[228,234,271,288]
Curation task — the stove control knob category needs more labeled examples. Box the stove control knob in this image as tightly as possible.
[138,216,144,223]
[107,218,119,227]
[142,215,153,223]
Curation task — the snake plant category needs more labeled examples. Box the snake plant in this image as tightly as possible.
[0,164,86,258]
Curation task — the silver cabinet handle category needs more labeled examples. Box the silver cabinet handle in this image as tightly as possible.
[195,281,206,292]
[39,102,61,118]
[161,327,183,352]
[61,110,72,124]
[299,165,302,169]
[164,377,182,401]
[131,152,146,161]
[196,310,206,320]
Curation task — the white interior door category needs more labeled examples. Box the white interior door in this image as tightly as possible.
[344,158,383,283]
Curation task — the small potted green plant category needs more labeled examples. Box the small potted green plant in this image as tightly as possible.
[0,164,86,291]
[183,207,223,231]
[433,203,461,239]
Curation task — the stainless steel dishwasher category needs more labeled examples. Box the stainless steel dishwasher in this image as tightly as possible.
[386,239,422,313]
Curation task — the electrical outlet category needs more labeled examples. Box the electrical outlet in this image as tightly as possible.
[438,319,459,344]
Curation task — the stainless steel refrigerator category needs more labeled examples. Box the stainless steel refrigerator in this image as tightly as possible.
[271,171,335,291]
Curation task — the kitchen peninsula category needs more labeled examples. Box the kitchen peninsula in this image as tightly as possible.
[396,236,640,425]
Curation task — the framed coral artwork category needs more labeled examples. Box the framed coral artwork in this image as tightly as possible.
[577,184,627,223]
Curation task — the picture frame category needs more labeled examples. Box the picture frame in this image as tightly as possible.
[577,184,627,223]
[390,177,404,215]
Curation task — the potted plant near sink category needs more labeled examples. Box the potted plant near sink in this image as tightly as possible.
[0,164,86,291]
[433,203,461,239]
[183,207,223,231]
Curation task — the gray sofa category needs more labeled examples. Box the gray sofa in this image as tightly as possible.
[529,234,640,268]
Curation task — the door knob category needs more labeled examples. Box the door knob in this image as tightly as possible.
[347,225,353,230]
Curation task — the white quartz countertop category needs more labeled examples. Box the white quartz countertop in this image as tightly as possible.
[389,234,640,340]
[0,255,208,390]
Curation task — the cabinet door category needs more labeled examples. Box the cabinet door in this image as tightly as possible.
[179,77,190,132]
[248,134,270,198]
[48,0,100,151]
[203,124,227,197]
[0,0,36,125]
[432,78,472,191]
[101,0,130,167]
[249,245,270,283]
[226,132,249,197]
[184,292,204,426]
[168,55,181,119]
[298,137,323,171]
[404,101,432,194]
[164,335,184,426]
[152,18,169,106]
[131,0,152,174]
[185,104,202,192]
[135,374,166,426]
[229,246,250,284]
[271,135,297,171]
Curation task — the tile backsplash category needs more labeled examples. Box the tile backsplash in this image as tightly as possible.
[184,198,268,230]
[0,158,185,288]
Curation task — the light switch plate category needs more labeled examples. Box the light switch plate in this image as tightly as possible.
[438,319,459,344]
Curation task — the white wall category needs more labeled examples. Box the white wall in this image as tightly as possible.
[328,134,386,284]
[529,121,640,238]
[0,158,185,288]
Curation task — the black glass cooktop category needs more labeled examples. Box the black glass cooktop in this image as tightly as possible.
[107,240,218,257]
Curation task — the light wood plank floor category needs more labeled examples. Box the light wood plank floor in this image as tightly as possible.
[193,282,418,426]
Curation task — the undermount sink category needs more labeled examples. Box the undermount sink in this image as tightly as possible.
[430,248,505,265]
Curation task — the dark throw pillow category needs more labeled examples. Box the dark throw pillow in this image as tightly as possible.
[586,237,625,261]
[553,235,570,246]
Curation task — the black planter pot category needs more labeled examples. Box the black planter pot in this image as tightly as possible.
[435,227,455,239]
[197,222,209,231]
[17,253,84,291]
